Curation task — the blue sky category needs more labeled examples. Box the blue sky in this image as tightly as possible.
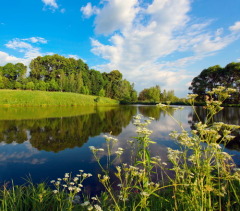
[0,0,240,97]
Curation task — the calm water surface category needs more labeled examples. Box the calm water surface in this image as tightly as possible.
[0,105,240,193]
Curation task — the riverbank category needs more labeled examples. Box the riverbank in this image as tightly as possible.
[0,90,119,107]
[0,88,240,210]
[121,101,240,107]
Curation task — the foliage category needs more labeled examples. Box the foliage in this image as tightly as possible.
[138,85,178,103]
[138,85,161,102]
[189,62,240,103]
[0,55,137,102]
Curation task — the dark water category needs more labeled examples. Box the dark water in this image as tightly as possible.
[0,105,240,193]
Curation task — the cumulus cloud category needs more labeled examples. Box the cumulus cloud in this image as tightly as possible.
[42,0,58,9]
[22,37,48,44]
[87,0,240,96]
[229,21,240,33]
[81,2,99,18]
[68,54,79,60]
[5,38,43,59]
[41,0,66,12]
[1,37,48,67]
[94,0,139,35]
[0,51,25,66]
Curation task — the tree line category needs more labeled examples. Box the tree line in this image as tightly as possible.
[138,85,178,103]
[0,54,137,102]
[0,54,179,103]
[189,62,240,103]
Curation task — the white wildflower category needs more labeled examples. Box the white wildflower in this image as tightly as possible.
[94,204,103,211]
[81,201,90,206]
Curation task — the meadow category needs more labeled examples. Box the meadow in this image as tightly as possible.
[0,90,118,107]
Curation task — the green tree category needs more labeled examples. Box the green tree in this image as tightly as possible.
[0,75,5,89]
[2,63,26,81]
[76,72,84,93]
[189,62,240,102]
[35,81,47,91]
[15,82,22,89]
[89,69,104,95]
[138,85,161,102]
[99,88,105,97]
[48,79,59,91]
[26,82,35,90]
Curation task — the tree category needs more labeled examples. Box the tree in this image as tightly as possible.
[26,82,35,90]
[89,69,104,95]
[99,88,105,97]
[48,79,59,91]
[35,81,47,91]
[0,75,5,89]
[2,63,26,81]
[189,62,240,102]
[138,85,161,102]
[15,82,22,89]
[76,72,84,93]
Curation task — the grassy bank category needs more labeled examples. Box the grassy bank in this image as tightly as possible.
[0,90,118,107]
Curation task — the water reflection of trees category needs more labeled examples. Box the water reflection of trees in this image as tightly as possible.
[138,106,175,120]
[189,106,240,149]
[189,107,240,126]
[0,106,137,152]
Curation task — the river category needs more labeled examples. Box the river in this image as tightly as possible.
[0,105,239,194]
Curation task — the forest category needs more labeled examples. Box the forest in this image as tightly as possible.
[0,54,178,103]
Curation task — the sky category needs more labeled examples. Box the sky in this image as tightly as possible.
[0,0,240,97]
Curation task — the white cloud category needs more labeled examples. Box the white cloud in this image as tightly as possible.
[80,3,99,18]
[0,51,26,66]
[42,0,58,9]
[88,0,240,96]
[94,0,139,34]
[1,37,49,68]
[6,39,33,51]
[68,54,79,60]
[229,21,240,33]
[23,37,48,44]
[5,38,42,59]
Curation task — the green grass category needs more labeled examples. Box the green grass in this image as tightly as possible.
[0,90,118,107]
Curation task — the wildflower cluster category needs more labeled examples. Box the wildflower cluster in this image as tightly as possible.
[80,198,103,211]
[86,86,240,211]
[115,147,124,156]
[89,146,105,152]
[166,87,240,211]
[51,170,92,209]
